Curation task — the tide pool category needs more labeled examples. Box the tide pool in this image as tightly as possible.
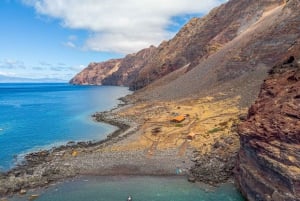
[0,83,131,170]
[11,176,245,201]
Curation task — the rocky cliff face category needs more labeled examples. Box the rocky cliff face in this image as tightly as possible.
[70,46,157,87]
[101,46,157,88]
[235,56,300,201]
[70,0,288,91]
[69,59,122,85]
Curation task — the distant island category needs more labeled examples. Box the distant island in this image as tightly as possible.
[0,74,67,83]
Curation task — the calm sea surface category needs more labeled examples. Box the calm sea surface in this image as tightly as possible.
[11,176,245,201]
[0,83,131,170]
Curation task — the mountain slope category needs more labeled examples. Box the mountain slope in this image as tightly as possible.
[70,0,300,114]
[70,0,289,93]
[131,0,300,107]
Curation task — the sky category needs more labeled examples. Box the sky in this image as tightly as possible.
[0,0,226,81]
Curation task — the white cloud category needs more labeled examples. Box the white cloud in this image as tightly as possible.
[39,61,51,66]
[0,59,26,69]
[69,64,86,72]
[22,0,225,54]
[0,71,16,76]
[63,35,78,49]
[0,58,79,80]
[63,41,76,48]
[68,35,77,41]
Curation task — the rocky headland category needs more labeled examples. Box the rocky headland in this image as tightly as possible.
[235,56,300,201]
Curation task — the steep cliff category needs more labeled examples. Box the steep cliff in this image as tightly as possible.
[70,0,290,92]
[235,56,300,201]
[69,59,122,85]
[101,46,157,88]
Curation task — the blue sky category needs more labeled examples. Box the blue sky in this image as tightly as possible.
[0,0,225,81]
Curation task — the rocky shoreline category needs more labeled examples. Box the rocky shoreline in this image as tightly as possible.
[0,98,241,198]
[0,106,192,198]
[0,105,136,197]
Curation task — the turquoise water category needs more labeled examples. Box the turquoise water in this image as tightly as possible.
[0,83,131,170]
[11,176,245,201]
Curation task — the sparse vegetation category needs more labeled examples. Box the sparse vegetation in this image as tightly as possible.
[111,96,244,154]
[208,127,222,134]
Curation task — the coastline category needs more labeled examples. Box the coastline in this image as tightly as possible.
[0,95,242,198]
[0,101,130,196]
[0,100,193,197]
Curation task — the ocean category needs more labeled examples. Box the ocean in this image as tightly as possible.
[0,83,131,170]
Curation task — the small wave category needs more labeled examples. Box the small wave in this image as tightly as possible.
[0,102,22,108]
[14,140,75,165]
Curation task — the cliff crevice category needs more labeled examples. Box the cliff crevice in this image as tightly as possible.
[235,56,300,201]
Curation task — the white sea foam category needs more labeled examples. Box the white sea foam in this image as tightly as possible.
[14,140,72,165]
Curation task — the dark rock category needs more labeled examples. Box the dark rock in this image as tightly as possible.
[235,57,300,201]
[190,148,238,184]
[66,141,76,146]
[0,188,8,196]
[187,176,196,183]
[238,114,247,121]
[224,137,234,145]
[13,170,22,177]
[213,142,219,149]
[25,169,34,175]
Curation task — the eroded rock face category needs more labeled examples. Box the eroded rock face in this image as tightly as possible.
[69,46,157,87]
[69,59,122,85]
[235,57,300,201]
[70,0,289,91]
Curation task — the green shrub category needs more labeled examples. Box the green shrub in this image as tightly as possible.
[207,127,222,134]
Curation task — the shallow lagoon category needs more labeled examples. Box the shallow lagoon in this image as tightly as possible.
[11,176,245,201]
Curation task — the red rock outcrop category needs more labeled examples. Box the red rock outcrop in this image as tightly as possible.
[101,46,157,88]
[70,46,157,87]
[235,56,300,201]
[69,59,122,85]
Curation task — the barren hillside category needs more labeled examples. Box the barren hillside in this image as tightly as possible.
[71,0,300,105]
[131,0,300,107]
